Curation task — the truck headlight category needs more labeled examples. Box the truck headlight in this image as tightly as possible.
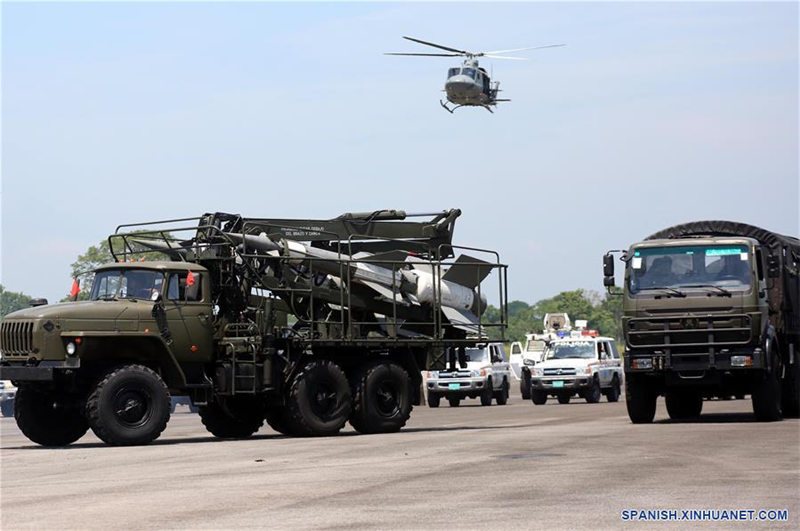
[533,367,543,377]
[65,342,77,356]
[631,358,653,370]
[427,371,438,379]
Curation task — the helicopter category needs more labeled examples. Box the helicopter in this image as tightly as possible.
[386,36,564,113]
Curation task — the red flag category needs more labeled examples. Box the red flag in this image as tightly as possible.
[70,278,80,299]
[186,270,195,287]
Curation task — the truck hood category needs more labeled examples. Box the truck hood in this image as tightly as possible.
[536,358,595,371]
[4,300,141,331]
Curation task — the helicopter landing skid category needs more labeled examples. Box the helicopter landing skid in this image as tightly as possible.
[440,100,494,113]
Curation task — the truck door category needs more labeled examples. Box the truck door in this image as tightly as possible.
[164,271,214,363]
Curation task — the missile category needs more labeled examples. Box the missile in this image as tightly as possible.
[224,232,492,332]
[129,238,190,258]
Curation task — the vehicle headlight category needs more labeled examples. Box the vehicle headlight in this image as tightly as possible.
[584,366,593,375]
[523,358,535,366]
[65,342,77,356]
[427,371,438,379]
[533,367,543,377]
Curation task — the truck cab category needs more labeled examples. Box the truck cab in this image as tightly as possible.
[528,334,623,405]
[425,342,511,407]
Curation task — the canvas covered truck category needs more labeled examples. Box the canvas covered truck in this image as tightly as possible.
[603,221,800,423]
[0,209,507,446]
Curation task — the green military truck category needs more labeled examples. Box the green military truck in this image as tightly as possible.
[603,221,799,422]
[0,209,507,446]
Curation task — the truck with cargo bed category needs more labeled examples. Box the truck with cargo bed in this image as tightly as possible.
[0,209,507,445]
[603,220,799,422]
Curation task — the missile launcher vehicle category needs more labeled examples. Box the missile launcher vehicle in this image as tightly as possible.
[604,220,800,422]
[0,209,508,446]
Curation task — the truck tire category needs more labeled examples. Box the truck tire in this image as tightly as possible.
[625,375,657,424]
[752,369,783,422]
[605,377,621,403]
[448,397,461,407]
[585,378,602,403]
[531,390,547,405]
[264,403,299,435]
[495,380,509,405]
[557,394,571,404]
[781,360,800,418]
[199,395,265,438]
[86,365,170,446]
[665,392,703,419]
[286,360,352,436]
[350,361,412,434]
[480,378,493,406]
[520,370,531,400]
[427,394,441,408]
[1,399,14,417]
[15,386,88,446]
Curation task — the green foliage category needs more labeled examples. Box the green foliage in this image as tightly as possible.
[482,289,623,343]
[0,285,32,318]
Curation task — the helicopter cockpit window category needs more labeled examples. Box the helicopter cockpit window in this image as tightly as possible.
[461,68,477,79]
[448,68,460,78]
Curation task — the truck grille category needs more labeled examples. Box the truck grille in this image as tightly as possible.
[543,368,576,376]
[626,314,752,349]
[0,321,34,356]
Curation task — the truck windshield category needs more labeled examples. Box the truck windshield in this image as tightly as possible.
[546,341,595,360]
[91,270,164,300]
[629,244,751,294]
[464,347,489,362]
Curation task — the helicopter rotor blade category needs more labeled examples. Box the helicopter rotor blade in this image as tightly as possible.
[482,44,565,55]
[384,52,463,57]
[402,36,470,55]
[482,55,529,60]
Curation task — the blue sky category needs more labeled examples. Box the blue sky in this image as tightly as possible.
[2,1,798,305]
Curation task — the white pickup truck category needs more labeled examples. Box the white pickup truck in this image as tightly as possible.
[529,335,623,405]
[1,380,16,417]
[426,342,511,407]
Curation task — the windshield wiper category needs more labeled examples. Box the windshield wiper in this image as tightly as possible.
[638,286,686,298]
[97,296,118,301]
[681,284,732,297]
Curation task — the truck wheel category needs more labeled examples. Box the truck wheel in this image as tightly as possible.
[557,394,570,404]
[350,361,412,434]
[605,377,621,403]
[626,375,657,424]
[86,365,170,446]
[264,402,299,436]
[480,378,493,406]
[752,369,783,422]
[520,370,531,400]
[427,394,441,408]
[665,392,703,419]
[199,395,266,438]
[1,399,14,417]
[780,360,800,418]
[448,397,461,407]
[495,380,509,405]
[15,386,88,446]
[531,390,547,405]
[585,379,602,403]
[286,360,352,436]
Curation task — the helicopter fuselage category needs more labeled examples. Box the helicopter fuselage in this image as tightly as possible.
[444,60,493,106]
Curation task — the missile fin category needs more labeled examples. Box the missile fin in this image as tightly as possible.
[363,281,405,303]
[406,256,433,274]
[442,306,484,334]
[441,254,493,289]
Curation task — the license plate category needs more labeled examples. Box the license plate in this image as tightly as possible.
[448,383,460,390]
[552,381,564,388]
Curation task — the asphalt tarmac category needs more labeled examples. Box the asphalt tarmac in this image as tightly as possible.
[1,395,798,529]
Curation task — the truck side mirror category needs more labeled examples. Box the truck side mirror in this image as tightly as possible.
[603,254,615,287]
[767,256,780,278]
